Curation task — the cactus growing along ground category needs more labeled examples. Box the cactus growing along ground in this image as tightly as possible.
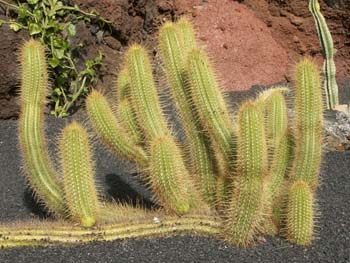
[0,18,324,249]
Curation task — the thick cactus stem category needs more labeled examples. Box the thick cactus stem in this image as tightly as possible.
[60,122,99,228]
[286,180,314,245]
[86,90,148,168]
[19,40,65,215]
[225,102,267,246]
[125,44,169,140]
[175,17,197,54]
[186,49,235,167]
[309,0,338,109]
[149,135,193,215]
[292,58,323,188]
[158,21,216,205]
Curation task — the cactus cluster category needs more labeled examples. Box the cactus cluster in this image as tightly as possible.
[0,18,324,249]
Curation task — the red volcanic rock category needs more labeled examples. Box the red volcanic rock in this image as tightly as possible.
[175,0,288,91]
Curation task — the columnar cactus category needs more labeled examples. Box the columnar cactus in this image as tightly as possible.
[0,18,324,249]
[18,40,66,215]
[309,0,338,109]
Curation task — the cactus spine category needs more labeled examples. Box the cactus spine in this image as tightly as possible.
[158,21,216,205]
[226,101,267,246]
[19,40,65,215]
[309,0,338,109]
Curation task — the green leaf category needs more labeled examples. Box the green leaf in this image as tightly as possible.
[48,57,60,68]
[0,20,4,27]
[27,0,39,4]
[18,6,29,19]
[67,23,76,37]
[53,48,65,59]
[29,23,42,35]
[9,23,22,32]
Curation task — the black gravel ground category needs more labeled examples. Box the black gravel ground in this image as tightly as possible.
[0,89,349,262]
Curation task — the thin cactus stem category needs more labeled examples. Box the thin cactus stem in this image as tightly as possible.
[158,21,216,205]
[225,101,267,246]
[0,215,220,249]
[59,122,99,228]
[18,40,66,215]
[86,90,148,168]
[309,0,338,109]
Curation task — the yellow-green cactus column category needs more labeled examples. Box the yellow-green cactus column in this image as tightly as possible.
[19,40,65,215]
[225,101,267,246]
[59,122,99,227]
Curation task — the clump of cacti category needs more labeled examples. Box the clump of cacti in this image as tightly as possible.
[0,17,324,249]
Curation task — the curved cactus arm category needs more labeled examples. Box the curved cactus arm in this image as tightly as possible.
[309,0,338,109]
[86,90,148,168]
[225,101,267,247]
[19,40,66,215]
[59,122,100,228]
[286,180,315,245]
[291,58,323,189]
[158,21,216,205]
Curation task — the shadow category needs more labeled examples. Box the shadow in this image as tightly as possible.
[105,173,155,209]
[23,187,51,219]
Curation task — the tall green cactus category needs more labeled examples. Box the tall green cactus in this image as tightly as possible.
[225,101,267,246]
[309,0,338,109]
[59,122,99,227]
[19,40,66,215]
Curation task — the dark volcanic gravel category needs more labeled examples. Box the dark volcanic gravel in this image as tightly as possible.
[0,112,349,262]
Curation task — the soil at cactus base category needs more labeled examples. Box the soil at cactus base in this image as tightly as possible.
[0,90,349,263]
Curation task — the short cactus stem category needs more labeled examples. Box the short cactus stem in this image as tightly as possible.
[159,21,216,205]
[286,180,314,245]
[225,101,267,246]
[19,40,65,215]
[149,135,194,215]
[60,122,99,228]
[86,90,148,168]
[291,58,323,188]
